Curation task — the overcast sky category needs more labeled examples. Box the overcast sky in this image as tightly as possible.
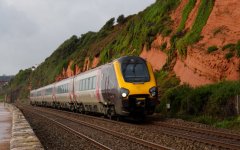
[0,0,155,75]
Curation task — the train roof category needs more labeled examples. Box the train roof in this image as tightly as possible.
[30,56,145,92]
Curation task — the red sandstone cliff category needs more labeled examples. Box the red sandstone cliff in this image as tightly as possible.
[57,0,240,87]
[141,0,240,87]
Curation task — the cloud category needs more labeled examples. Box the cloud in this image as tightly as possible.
[0,0,155,75]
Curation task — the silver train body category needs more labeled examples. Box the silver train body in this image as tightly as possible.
[30,56,158,117]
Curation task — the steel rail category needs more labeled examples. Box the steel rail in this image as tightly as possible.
[157,128,240,150]
[154,122,240,140]
[30,106,172,150]
[21,106,111,150]
[21,105,240,149]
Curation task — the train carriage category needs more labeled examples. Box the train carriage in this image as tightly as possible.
[41,83,55,107]
[54,77,74,109]
[30,56,158,118]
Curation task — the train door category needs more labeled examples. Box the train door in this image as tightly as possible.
[101,65,119,117]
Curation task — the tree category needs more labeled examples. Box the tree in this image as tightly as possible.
[117,14,125,24]
[100,17,115,31]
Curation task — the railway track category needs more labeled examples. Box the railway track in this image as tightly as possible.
[19,105,240,149]
[19,105,172,150]
[35,107,240,149]
[19,105,111,150]
[152,122,240,150]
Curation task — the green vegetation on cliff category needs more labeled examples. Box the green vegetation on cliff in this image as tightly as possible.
[8,0,181,95]
[176,0,215,56]
[156,81,240,118]
[177,0,196,33]
[6,0,239,130]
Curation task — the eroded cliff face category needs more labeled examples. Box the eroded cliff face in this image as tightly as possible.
[173,0,240,87]
[144,0,240,87]
[56,56,100,80]
[140,35,168,71]
[56,0,240,87]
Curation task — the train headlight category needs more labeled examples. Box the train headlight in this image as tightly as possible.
[149,86,157,97]
[122,93,127,97]
[120,88,129,98]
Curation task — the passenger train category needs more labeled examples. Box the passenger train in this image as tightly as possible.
[30,56,158,118]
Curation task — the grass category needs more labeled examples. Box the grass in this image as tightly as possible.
[160,42,167,51]
[156,81,240,117]
[236,40,240,57]
[0,95,4,102]
[225,52,234,60]
[182,115,240,131]
[176,0,215,56]
[156,81,240,131]
[99,0,180,63]
[222,43,236,51]
[177,0,196,33]
[213,116,240,131]
[207,45,218,53]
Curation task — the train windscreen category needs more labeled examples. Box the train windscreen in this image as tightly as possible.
[121,59,150,83]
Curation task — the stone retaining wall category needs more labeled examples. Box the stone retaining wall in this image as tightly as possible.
[8,104,44,150]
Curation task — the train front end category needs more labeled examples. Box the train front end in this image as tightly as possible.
[114,56,158,116]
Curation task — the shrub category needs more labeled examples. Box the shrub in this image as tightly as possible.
[207,46,218,53]
[176,0,215,56]
[100,18,115,32]
[156,84,192,115]
[222,43,235,51]
[160,42,167,51]
[225,52,234,60]
[236,40,240,57]
[156,81,240,118]
[177,0,196,33]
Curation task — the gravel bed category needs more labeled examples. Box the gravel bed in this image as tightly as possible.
[21,108,101,150]
[24,106,237,150]
[42,111,151,150]
[35,107,226,150]
[161,118,240,135]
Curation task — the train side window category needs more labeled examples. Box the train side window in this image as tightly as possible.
[81,80,84,91]
[86,78,89,90]
[60,85,63,93]
[89,77,93,89]
[93,77,95,89]
[61,85,63,93]
[82,79,85,91]
[79,80,82,91]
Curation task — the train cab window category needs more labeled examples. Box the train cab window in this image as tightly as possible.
[121,60,150,83]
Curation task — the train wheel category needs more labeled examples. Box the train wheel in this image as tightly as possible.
[70,105,74,112]
[78,104,85,114]
[107,106,115,120]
